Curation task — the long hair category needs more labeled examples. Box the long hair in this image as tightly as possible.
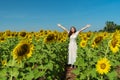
[68,26,76,37]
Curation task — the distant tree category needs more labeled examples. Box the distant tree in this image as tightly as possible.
[98,29,104,32]
[104,21,117,32]
[115,25,120,30]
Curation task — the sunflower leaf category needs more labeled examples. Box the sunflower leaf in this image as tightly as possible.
[24,70,34,80]
[107,71,117,80]
[72,68,80,75]
[33,68,45,79]
[12,68,19,78]
[0,69,7,80]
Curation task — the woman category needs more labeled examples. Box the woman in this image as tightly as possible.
[57,24,91,68]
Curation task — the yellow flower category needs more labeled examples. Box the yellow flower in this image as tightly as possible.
[92,35,103,48]
[1,60,7,66]
[39,29,44,33]
[0,36,5,42]
[94,35,103,44]
[86,31,92,38]
[109,39,119,53]
[60,36,67,42]
[96,58,111,75]
[19,31,27,37]
[102,32,108,38]
[112,30,120,40]
[81,36,88,42]
[44,32,57,43]
[92,42,96,48]
[80,40,87,48]
[4,30,11,37]
[12,40,34,63]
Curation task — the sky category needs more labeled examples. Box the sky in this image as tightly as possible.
[0,0,120,32]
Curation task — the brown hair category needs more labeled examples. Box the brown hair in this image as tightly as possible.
[68,26,76,37]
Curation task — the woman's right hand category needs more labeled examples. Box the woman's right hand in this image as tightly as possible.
[57,24,61,27]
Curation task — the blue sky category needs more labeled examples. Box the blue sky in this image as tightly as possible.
[0,0,120,32]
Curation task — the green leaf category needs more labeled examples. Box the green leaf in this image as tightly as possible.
[72,68,80,75]
[35,45,41,49]
[80,73,86,80]
[46,62,53,70]
[107,71,117,80]
[90,68,97,78]
[24,71,34,80]
[12,68,19,78]
[113,61,120,67]
[33,68,45,79]
[0,69,7,80]
[51,54,56,59]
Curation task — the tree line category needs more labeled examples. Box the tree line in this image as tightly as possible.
[99,21,120,32]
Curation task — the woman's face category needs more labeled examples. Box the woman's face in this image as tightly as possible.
[71,27,75,33]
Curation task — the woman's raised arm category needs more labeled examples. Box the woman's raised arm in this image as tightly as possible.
[75,24,91,36]
[78,24,91,32]
[57,24,69,33]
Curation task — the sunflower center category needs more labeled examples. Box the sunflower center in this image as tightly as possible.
[100,63,106,69]
[83,37,87,41]
[0,37,5,41]
[82,42,86,46]
[82,43,85,45]
[18,44,30,56]
[46,34,55,41]
[111,39,118,48]
[19,32,26,37]
[2,61,6,65]
[95,36,103,44]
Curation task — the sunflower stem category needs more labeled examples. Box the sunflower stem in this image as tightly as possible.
[10,68,13,80]
[105,42,109,57]
[100,75,103,80]
[87,75,90,80]
[10,58,15,80]
[105,47,108,57]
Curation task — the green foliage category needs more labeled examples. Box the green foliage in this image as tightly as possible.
[0,31,120,80]
[0,37,68,80]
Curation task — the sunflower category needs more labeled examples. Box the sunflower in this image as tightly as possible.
[92,42,97,48]
[0,36,5,42]
[59,37,67,43]
[35,35,40,41]
[86,31,92,38]
[44,32,57,43]
[12,40,34,63]
[39,29,45,36]
[39,29,44,33]
[59,39,64,43]
[96,58,111,75]
[94,35,103,44]
[80,40,87,48]
[44,30,49,35]
[102,32,108,38]
[81,35,88,42]
[109,39,119,53]
[1,60,7,66]
[0,32,3,37]
[19,31,27,37]
[4,30,11,37]
[92,35,103,48]
[112,30,120,40]
[12,32,18,37]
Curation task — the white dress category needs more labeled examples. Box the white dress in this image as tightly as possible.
[68,31,79,65]
[57,24,90,65]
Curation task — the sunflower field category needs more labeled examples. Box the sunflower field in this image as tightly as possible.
[0,29,120,80]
